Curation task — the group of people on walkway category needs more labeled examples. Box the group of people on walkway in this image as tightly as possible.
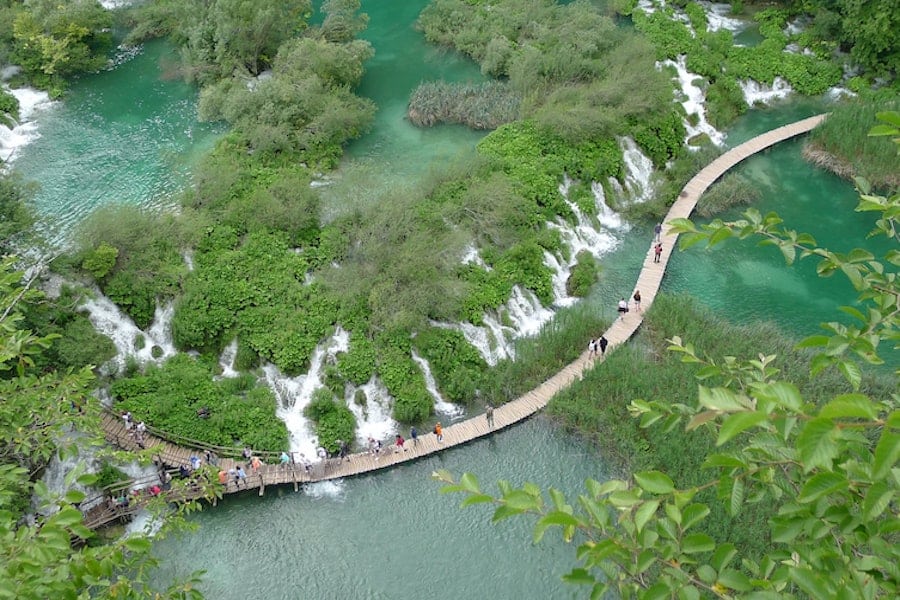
[588,336,609,359]
[121,411,148,448]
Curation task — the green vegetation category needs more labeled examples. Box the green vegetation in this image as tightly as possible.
[407,80,520,129]
[110,353,288,451]
[304,388,356,453]
[0,172,36,255]
[695,172,761,218]
[565,251,600,297]
[439,114,900,599]
[805,94,900,189]
[0,87,17,128]
[0,0,113,96]
[0,258,210,599]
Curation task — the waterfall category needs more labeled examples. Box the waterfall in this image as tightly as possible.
[698,1,747,33]
[0,84,54,163]
[263,328,349,459]
[664,56,726,147]
[430,319,513,367]
[506,286,554,337]
[344,377,397,445]
[411,350,464,418]
[217,339,239,378]
[617,137,657,204]
[740,77,793,105]
[80,292,177,373]
[461,245,488,268]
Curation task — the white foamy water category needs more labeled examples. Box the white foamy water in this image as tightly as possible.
[698,1,747,33]
[618,137,657,203]
[345,377,397,445]
[263,328,349,459]
[740,77,793,105]
[217,339,239,378]
[664,56,726,147]
[411,350,464,418]
[507,285,554,336]
[0,86,54,163]
[124,509,165,537]
[80,292,177,372]
[304,479,345,499]
[461,245,488,269]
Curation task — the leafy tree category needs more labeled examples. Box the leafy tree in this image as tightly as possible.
[437,114,900,598]
[0,257,211,599]
[0,172,37,255]
[8,0,113,94]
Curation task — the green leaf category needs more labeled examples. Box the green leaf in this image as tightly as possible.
[795,335,829,349]
[756,381,803,411]
[837,359,862,390]
[634,471,675,495]
[561,568,595,585]
[717,412,767,446]
[710,543,737,571]
[642,581,672,600]
[872,430,900,480]
[459,472,481,494]
[696,564,717,584]
[702,454,747,469]
[797,418,839,472]
[64,490,86,504]
[634,500,659,533]
[609,490,642,508]
[682,533,715,554]
[729,478,744,517]
[797,472,847,503]
[460,494,494,508]
[123,537,152,553]
[789,567,831,598]
[504,490,541,511]
[698,386,746,412]
[862,483,893,521]
[717,568,753,592]
[819,394,879,420]
[492,505,522,523]
[681,503,710,531]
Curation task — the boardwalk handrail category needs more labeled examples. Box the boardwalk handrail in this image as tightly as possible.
[89,114,828,525]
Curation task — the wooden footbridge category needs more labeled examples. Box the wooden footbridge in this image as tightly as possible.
[87,114,827,530]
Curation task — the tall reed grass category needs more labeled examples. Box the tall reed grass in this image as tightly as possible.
[806,96,900,189]
[407,80,521,130]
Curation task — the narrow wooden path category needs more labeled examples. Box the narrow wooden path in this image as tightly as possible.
[92,114,826,526]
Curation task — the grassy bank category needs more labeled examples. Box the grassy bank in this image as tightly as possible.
[547,294,894,558]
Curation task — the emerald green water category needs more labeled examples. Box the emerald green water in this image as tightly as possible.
[10,1,895,596]
[12,40,223,241]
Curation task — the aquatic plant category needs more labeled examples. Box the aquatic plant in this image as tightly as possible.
[407,80,521,130]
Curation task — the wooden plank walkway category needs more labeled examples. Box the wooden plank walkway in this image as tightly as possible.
[91,114,827,527]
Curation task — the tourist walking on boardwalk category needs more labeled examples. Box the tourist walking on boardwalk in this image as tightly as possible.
[217,469,228,485]
[251,456,261,473]
[654,242,663,263]
[279,451,290,468]
[633,290,642,312]
[599,335,609,358]
[588,338,597,359]
[617,298,629,318]
[338,439,350,462]
[410,426,418,446]
[242,447,252,462]
[122,411,133,431]
[395,434,407,452]
[236,465,247,485]
[486,404,495,428]
[434,422,443,442]
[654,222,662,242]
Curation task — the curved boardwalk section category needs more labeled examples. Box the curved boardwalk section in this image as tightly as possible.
[93,114,827,525]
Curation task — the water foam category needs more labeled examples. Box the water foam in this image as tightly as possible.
[263,328,349,460]
[80,292,177,372]
[0,85,54,163]
[345,376,396,445]
[740,77,793,105]
[664,56,726,147]
[411,350,464,418]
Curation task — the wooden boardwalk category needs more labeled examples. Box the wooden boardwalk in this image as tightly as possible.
[91,114,827,527]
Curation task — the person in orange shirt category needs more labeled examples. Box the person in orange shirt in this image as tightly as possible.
[434,422,443,443]
[251,456,261,473]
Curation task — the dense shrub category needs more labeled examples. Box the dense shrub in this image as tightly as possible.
[407,80,521,129]
[565,251,600,298]
[111,353,288,451]
[303,388,356,453]
[415,327,487,404]
[695,172,761,217]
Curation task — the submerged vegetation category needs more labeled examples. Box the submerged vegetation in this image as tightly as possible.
[407,80,520,129]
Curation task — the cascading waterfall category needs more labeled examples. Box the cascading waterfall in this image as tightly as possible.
[344,377,396,445]
[410,350,464,418]
[217,339,239,378]
[697,1,748,33]
[430,319,513,367]
[80,292,177,373]
[740,78,793,105]
[616,137,657,204]
[0,81,54,163]
[664,56,726,147]
[263,328,349,460]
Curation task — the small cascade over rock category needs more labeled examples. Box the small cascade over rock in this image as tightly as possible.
[740,77,793,105]
[430,319,513,367]
[697,1,748,33]
[263,328,349,460]
[411,350,464,418]
[664,56,726,147]
[0,83,54,163]
[507,285,554,337]
[80,292,177,373]
[344,376,396,445]
[616,137,657,204]
[217,339,239,378]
